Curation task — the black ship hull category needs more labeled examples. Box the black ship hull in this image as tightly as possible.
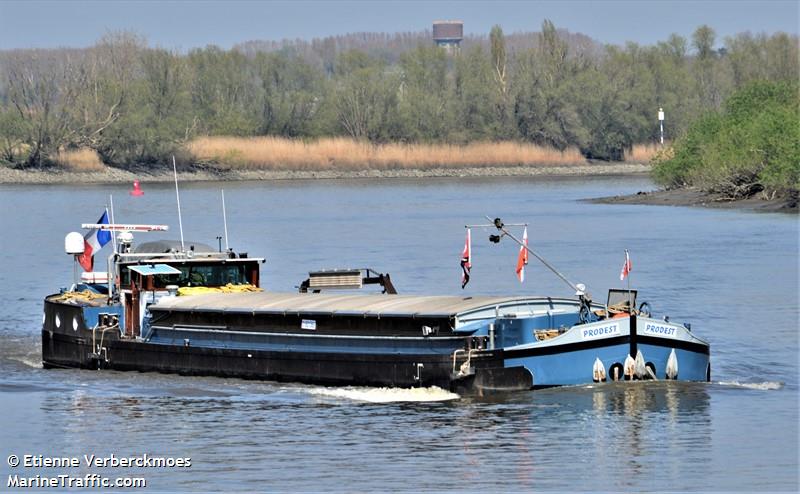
[42,300,533,395]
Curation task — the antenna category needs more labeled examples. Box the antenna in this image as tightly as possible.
[221,189,229,251]
[107,195,117,301]
[109,194,117,253]
[173,156,185,252]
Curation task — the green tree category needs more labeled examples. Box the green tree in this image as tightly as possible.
[333,50,401,141]
[488,25,514,138]
[253,52,324,137]
[513,20,588,150]
[691,25,723,109]
[188,46,258,136]
[452,46,496,142]
[397,45,453,141]
[647,34,697,139]
[97,47,193,165]
[578,43,655,160]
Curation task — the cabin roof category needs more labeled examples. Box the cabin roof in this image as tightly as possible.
[152,292,567,319]
[135,240,215,254]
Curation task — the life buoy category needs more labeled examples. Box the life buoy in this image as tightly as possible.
[609,363,624,381]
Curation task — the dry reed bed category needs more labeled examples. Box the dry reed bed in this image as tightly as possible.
[627,143,668,163]
[187,137,587,171]
[53,148,106,172]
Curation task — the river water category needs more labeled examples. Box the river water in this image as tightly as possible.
[0,176,797,492]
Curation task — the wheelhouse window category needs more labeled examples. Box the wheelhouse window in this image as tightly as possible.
[152,264,248,288]
[120,262,254,289]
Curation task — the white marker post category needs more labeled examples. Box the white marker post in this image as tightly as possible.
[658,107,665,145]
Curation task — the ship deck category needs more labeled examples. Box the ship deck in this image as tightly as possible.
[152,292,577,319]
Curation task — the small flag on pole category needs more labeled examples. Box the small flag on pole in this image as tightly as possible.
[460,228,472,289]
[619,249,632,281]
[515,226,528,283]
[77,210,112,271]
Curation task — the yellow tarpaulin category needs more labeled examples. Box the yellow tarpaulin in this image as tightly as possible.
[177,283,263,297]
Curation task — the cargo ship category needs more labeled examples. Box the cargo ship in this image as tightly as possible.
[42,217,710,394]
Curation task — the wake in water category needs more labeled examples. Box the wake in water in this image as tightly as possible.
[307,385,460,403]
[0,332,43,370]
[717,381,783,390]
[7,356,42,369]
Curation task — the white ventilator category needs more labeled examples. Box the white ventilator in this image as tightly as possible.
[624,354,635,379]
[592,357,606,382]
[666,348,679,380]
[634,350,647,379]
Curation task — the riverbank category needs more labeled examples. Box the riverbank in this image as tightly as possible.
[589,187,798,213]
[0,162,651,185]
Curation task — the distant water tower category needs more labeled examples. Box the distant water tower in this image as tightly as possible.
[432,20,463,54]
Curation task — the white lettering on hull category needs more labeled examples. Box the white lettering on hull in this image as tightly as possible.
[643,323,678,338]
[581,322,620,340]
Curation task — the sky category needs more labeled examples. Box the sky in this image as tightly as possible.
[0,0,797,50]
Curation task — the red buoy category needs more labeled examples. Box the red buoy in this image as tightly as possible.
[130,180,144,196]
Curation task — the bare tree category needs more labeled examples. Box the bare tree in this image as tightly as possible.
[3,49,79,167]
[72,32,145,158]
[490,25,507,97]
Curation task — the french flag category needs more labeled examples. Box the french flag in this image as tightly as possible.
[77,211,112,271]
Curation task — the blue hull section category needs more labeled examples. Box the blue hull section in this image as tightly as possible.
[638,343,709,382]
[506,342,710,387]
[506,343,629,387]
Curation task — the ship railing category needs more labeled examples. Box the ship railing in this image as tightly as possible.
[452,348,480,377]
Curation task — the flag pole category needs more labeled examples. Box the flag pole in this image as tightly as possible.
[483,216,580,293]
[626,249,633,313]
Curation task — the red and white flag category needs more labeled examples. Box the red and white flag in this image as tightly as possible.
[460,228,472,289]
[515,226,528,283]
[619,249,632,281]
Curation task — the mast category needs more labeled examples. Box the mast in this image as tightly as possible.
[222,189,229,251]
[108,195,117,300]
[173,156,185,252]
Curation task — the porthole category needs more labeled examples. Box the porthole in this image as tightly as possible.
[55,314,61,328]
[72,317,79,332]
[42,313,46,325]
